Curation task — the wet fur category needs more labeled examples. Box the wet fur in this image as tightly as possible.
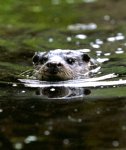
[32,49,92,81]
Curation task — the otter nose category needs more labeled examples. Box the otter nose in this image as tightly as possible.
[46,62,63,74]
[46,62,62,68]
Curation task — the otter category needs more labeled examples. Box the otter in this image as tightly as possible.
[32,49,97,81]
[36,86,91,100]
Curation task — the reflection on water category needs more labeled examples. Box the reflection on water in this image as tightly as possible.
[1,82,126,149]
[1,0,126,149]
[36,86,91,100]
[68,23,97,31]
[107,33,125,42]
[19,73,125,89]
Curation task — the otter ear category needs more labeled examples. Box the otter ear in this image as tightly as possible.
[32,52,40,64]
[82,54,90,62]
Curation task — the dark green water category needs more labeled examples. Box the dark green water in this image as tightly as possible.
[1,0,126,149]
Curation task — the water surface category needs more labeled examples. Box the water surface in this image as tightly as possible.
[1,0,126,149]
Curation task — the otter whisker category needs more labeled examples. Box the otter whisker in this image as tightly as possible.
[32,49,99,81]
[19,69,34,78]
[77,66,100,77]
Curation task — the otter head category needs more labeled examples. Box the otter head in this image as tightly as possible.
[32,49,91,81]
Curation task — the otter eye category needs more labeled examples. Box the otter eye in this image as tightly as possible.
[40,57,48,64]
[66,58,75,65]
[82,54,90,62]
[32,55,39,64]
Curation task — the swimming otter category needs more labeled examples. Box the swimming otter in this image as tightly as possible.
[32,49,96,81]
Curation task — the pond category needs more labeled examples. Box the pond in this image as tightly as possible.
[1,0,126,149]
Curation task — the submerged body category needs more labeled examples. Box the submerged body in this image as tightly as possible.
[32,49,98,81]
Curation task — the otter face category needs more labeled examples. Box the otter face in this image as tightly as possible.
[32,49,91,81]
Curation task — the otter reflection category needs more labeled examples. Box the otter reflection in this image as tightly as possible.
[36,86,91,99]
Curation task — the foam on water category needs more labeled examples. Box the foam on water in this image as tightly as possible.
[19,73,125,88]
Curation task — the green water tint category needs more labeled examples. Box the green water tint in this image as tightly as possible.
[1,0,126,149]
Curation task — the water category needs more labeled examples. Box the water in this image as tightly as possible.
[1,0,126,149]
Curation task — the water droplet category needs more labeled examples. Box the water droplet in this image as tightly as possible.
[107,33,125,42]
[63,139,70,145]
[96,110,101,114]
[74,108,78,112]
[104,15,110,21]
[116,33,125,40]
[115,51,124,54]
[122,125,126,131]
[75,34,87,39]
[117,47,122,51]
[48,38,54,43]
[26,75,29,78]
[107,37,116,42]
[112,140,119,147]
[78,118,82,123]
[44,130,50,136]
[50,88,55,92]
[96,50,102,54]
[24,135,37,144]
[104,53,111,56]
[0,109,3,113]
[68,115,75,122]
[95,39,103,45]
[90,42,100,48]
[66,37,72,42]
[96,53,101,56]
[14,142,23,150]
[12,84,17,87]
[97,58,109,63]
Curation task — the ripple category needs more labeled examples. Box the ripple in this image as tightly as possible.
[115,51,124,54]
[90,42,100,48]
[104,53,111,56]
[107,33,125,42]
[115,47,124,54]
[19,73,123,88]
[97,58,109,63]
[68,23,97,31]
